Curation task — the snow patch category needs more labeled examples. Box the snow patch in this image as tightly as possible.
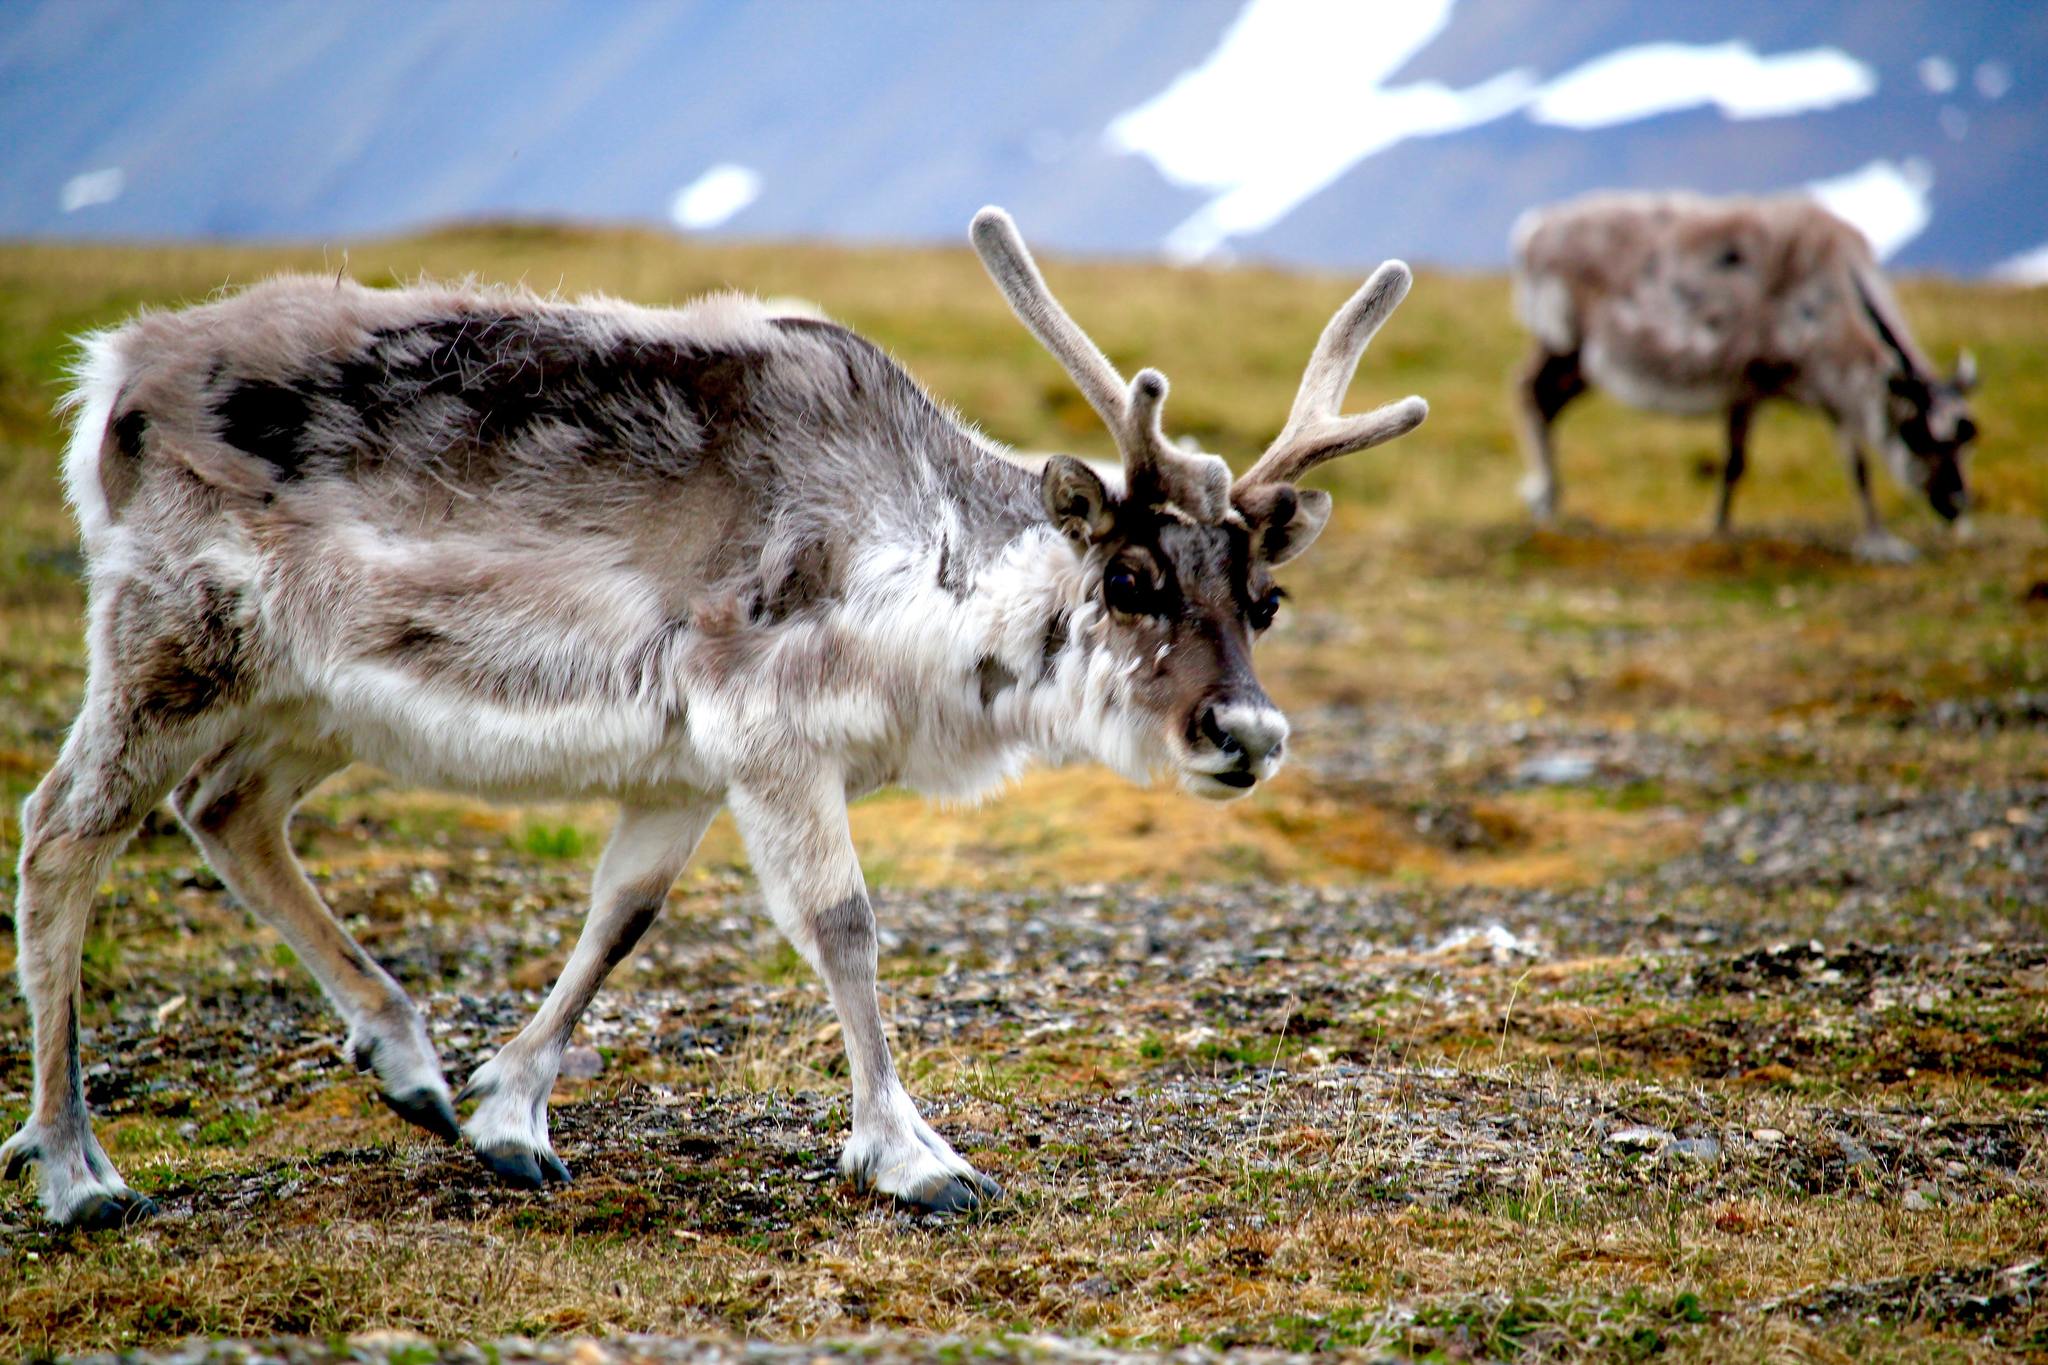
[60,167,124,213]
[1992,242,2048,286]
[668,164,760,231]
[1806,158,1933,261]
[1528,41,1876,129]
[1109,2,1884,261]
[1105,0,1534,262]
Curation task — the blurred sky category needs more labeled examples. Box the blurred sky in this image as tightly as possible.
[2,0,2043,276]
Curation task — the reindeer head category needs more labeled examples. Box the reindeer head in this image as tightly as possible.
[1855,271,1978,522]
[971,208,1426,800]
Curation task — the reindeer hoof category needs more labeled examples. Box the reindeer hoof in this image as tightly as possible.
[1852,532,1919,565]
[478,1144,571,1189]
[380,1086,462,1143]
[65,1188,158,1231]
[894,1170,1002,1217]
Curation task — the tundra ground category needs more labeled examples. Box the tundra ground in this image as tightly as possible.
[1,230,2044,1362]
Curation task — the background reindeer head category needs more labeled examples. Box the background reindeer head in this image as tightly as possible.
[971,209,1426,800]
[1855,270,1979,522]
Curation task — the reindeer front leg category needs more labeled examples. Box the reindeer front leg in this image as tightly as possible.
[728,774,999,1214]
[1838,430,1918,564]
[462,801,716,1186]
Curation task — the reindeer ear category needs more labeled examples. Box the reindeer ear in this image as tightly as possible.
[1236,483,1332,566]
[1042,455,1115,547]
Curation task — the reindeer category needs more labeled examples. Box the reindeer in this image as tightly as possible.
[4,210,1426,1227]
[1511,192,1977,562]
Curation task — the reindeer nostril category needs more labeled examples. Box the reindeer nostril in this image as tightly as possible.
[1199,707,1237,754]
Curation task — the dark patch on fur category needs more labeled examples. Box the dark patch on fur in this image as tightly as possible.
[936,534,967,598]
[756,537,835,623]
[1742,359,1798,397]
[369,616,597,708]
[545,889,669,1051]
[100,408,149,512]
[372,622,457,674]
[216,380,313,474]
[111,409,147,460]
[811,893,876,962]
[368,316,766,461]
[63,1006,87,1127]
[1237,484,1300,564]
[1524,349,1587,422]
[976,656,1018,707]
[600,895,666,973]
[230,313,792,485]
[1038,611,1069,680]
[116,578,246,723]
[189,781,244,838]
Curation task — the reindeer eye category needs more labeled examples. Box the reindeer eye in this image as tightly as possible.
[1248,587,1284,631]
[1103,565,1152,616]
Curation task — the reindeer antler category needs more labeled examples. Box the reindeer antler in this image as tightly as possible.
[1236,261,1428,490]
[971,207,1231,521]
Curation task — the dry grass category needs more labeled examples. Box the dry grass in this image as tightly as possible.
[0,228,2044,1362]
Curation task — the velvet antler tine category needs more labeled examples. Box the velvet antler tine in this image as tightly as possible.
[1238,260,1427,490]
[972,207,1230,518]
[971,207,1131,437]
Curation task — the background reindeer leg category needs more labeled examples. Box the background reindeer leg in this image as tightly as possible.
[1516,345,1583,524]
[728,771,998,1213]
[1713,401,1754,537]
[1835,429,1917,563]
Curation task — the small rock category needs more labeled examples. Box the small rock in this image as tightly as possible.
[1751,1127,1785,1144]
[1516,752,1596,785]
[1835,1135,1877,1167]
[1078,1276,1118,1299]
[353,1332,437,1358]
[1606,1125,1675,1152]
[1672,1137,1723,1161]
[1902,1187,1940,1212]
[558,1046,606,1081]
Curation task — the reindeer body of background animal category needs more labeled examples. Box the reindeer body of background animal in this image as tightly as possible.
[1512,192,1977,562]
[4,210,1426,1228]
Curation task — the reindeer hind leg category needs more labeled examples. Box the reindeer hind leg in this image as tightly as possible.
[5,696,216,1227]
[172,735,460,1143]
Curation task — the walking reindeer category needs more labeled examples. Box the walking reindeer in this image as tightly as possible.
[6,210,1425,1227]
[1512,192,1976,561]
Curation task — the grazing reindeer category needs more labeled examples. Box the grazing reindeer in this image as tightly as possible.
[4,209,1426,1227]
[1512,192,1977,562]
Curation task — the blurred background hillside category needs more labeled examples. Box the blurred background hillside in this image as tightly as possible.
[3,0,2045,276]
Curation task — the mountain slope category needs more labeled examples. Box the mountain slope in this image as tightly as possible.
[1,0,2039,274]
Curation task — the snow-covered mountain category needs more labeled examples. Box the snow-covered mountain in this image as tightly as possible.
[3,0,2041,276]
